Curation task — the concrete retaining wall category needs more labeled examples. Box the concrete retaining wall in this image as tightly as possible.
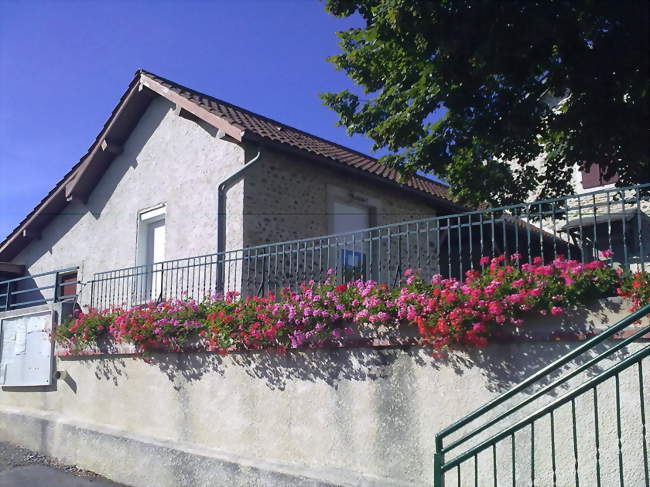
[0,299,648,486]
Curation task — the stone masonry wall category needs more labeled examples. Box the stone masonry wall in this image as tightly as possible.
[243,148,440,245]
[235,149,443,294]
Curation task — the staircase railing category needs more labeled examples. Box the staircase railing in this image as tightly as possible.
[433,303,650,487]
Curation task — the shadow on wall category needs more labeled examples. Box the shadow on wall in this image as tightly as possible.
[13,98,165,269]
[73,340,622,396]
[69,298,635,395]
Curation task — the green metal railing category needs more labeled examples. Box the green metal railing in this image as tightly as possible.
[0,267,79,311]
[433,304,650,486]
[88,183,649,309]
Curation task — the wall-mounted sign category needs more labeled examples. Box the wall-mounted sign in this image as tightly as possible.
[0,311,53,387]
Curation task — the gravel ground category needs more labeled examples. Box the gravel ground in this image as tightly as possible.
[0,441,125,486]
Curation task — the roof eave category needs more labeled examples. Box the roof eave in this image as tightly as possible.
[0,74,150,260]
[0,262,25,278]
[241,131,466,214]
[0,175,71,261]
[139,73,245,142]
[0,69,466,262]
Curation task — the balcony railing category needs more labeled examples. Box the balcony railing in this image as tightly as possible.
[0,267,79,311]
[87,183,649,309]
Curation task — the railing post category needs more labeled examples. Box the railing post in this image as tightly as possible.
[433,450,444,487]
[4,281,11,311]
[156,267,164,303]
[257,255,267,297]
[89,279,95,309]
[217,253,224,297]
[53,271,61,303]
[393,231,403,286]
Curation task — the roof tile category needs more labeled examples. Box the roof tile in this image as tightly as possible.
[0,70,462,260]
[141,70,455,203]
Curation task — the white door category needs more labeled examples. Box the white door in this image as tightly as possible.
[146,219,166,301]
[136,206,167,303]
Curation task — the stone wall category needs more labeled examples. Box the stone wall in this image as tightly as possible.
[235,150,442,295]
[0,299,647,487]
[243,148,439,246]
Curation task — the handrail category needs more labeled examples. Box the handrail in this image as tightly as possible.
[433,303,650,485]
[0,266,79,311]
[440,320,650,455]
[443,344,650,470]
[436,303,650,442]
[0,266,78,285]
[88,183,649,308]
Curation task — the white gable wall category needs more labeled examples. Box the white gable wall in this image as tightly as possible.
[10,97,246,305]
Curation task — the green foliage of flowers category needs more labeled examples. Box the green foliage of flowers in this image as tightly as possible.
[54,254,649,357]
[618,271,650,311]
[53,307,119,352]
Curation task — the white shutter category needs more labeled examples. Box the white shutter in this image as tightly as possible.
[332,200,370,234]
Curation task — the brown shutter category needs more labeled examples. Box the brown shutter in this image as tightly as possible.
[581,163,619,189]
[59,271,78,299]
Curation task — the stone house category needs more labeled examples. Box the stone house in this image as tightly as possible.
[0,70,468,305]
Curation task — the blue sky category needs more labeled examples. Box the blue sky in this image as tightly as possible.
[0,0,398,241]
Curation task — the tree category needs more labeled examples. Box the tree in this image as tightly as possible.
[321,0,649,205]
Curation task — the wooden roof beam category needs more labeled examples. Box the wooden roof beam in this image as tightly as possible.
[0,263,24,277]
[140,74,244,142]
[100,138,123,155]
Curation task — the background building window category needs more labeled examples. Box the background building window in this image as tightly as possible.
[581,163,619,189]
[57,270,78,301]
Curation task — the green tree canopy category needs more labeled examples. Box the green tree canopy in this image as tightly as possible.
[322,0,649,205]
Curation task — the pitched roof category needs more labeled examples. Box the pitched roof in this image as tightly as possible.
[140,70,455,203]
[0,70,461,261]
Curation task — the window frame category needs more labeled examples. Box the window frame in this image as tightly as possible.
[135,204,167,268]
[581,163,619,190]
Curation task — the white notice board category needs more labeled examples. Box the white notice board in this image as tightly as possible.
[0,311,53,386]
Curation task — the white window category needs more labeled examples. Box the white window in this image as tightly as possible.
[0,311,53,387]
[136,205,166,301]
[329,194,375,280]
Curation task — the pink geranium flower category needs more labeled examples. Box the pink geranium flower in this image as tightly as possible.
[53,252,641,358]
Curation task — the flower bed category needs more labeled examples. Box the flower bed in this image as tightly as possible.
[55,253,649,357]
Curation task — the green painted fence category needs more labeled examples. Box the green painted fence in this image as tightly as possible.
[434,304,650,487]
